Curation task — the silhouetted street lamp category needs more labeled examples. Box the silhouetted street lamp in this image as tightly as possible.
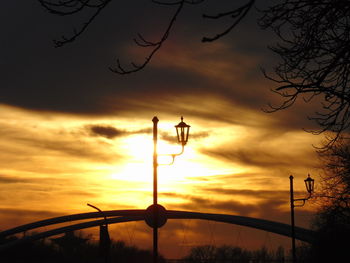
[289,174,314,263]
[150,116,190,263]
[175,116,190,146]
[87,203,110,263]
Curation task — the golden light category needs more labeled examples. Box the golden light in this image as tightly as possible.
[109,129,239,194]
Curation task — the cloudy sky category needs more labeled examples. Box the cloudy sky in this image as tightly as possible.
[1,0,323,258]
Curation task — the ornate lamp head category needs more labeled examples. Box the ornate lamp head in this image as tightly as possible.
[304,174,315,194]
[175,116,190,146]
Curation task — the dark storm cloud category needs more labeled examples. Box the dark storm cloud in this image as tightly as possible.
[162,188,291,208]
[87,122,207,143]
[201,145,317,170]
[0,2,266,113]
[202,188,308,203]
[165,194,315,231]
[0,1,153,114]
[0,0,323,138]
[203,188,289,200]
[160,131,209,144]
[203,148,289,168]
[163,192,257,215]
[88,124,152,139]
[17,135,120,163]
[0,2,165,112]
[0,122,122,164]
[162,192,295,223]
[186,196,260,216]
[0,175,33,184]
[89,125,125,139]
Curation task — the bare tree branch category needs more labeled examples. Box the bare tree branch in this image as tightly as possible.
[260,0,350,146]
[109,0,186,74]
[318,138,350,215]
[202,0,255,42]
[38,0,112,47]
[38,0,254,73]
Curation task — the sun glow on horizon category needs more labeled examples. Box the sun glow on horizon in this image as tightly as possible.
[109,132,245,192]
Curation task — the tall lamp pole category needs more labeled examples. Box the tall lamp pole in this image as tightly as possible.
[289,174,314,263]
[151,116,190,263]
[152,116,159,263]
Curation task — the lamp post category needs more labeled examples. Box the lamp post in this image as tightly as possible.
[289,174,314,263]
[87,203,110,263]
[151,116,190,263]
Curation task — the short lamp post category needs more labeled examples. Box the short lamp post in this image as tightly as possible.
[289,174,315,263]
[151,116,190,263]
[87,203,110,263]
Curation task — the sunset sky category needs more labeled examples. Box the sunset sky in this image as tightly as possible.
[1,1,323,258]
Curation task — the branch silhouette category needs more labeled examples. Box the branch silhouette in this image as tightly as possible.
[201,0,255,42]
[37,0,255,74]
[36,0,350,145]
[38,0,113,47]
[259,0,350,147]
[109,0,186,74]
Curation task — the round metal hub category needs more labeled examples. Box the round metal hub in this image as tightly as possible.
[145,204,167,228]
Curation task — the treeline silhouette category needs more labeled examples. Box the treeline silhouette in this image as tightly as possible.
[183,244,311,263]
[1,231,165,263]
[1,231,312,263]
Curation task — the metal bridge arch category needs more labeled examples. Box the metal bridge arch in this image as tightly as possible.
[0,209,316,250]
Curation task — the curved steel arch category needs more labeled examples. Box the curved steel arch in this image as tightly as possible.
[167,211,315,242]
[0,209,145,239]
[0,216,145,251]
[0,209,316,251]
